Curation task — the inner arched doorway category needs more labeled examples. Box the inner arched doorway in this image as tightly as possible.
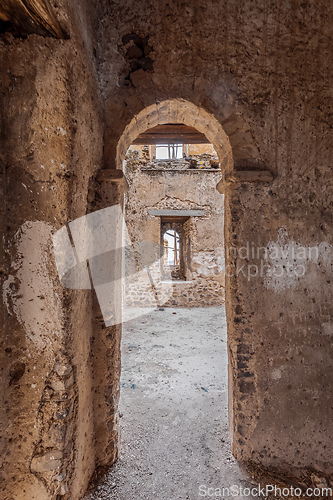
[109,99,241,494]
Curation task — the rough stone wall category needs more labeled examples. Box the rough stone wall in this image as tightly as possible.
[0,0,332,497]
[0,2,120,499]
[130,142,217,158]
[187,143,216,156]
[96,0,333,487]
[124,149,225,308]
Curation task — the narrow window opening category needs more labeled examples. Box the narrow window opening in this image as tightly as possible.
[156,143,183,159]
[161,220,187,281]
[164,229,181,265]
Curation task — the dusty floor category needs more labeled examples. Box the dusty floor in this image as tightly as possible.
[84,307,261,499]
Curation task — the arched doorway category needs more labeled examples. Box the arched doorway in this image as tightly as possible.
[100,99,242,496]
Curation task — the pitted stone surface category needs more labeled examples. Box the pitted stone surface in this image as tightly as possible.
[0,1,332,498]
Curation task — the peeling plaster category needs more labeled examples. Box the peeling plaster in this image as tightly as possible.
[2,221,63,350]
[264,228,333,291]
[193,250,224,276]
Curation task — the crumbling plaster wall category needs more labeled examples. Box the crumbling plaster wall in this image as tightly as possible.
[97,0,333,486]
[0,0,332,498]
[124,150,225,307]
[0,2,120,499]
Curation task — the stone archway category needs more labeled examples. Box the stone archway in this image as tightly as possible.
[115,99,234,178]
[111,98,273,470]
[114,97,237,450]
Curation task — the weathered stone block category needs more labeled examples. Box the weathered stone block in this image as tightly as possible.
[31,451,63,473]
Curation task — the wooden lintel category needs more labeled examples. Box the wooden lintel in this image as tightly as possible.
[132,124,210,145]
[0,0,65,38]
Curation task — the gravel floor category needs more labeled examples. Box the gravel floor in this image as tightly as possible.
[84,306,260,500]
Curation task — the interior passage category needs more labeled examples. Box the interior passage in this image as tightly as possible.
[84,307,258,500]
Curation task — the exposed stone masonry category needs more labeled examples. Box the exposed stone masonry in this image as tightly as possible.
[124,147,225,308]
[0,1,332,498]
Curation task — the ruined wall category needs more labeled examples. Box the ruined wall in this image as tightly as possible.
[0,2,120,499]
[0,0,332,498]
[96,0,333,488]
[130,143,217,157]
[187,144,216,156]
[124,149,225,308]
